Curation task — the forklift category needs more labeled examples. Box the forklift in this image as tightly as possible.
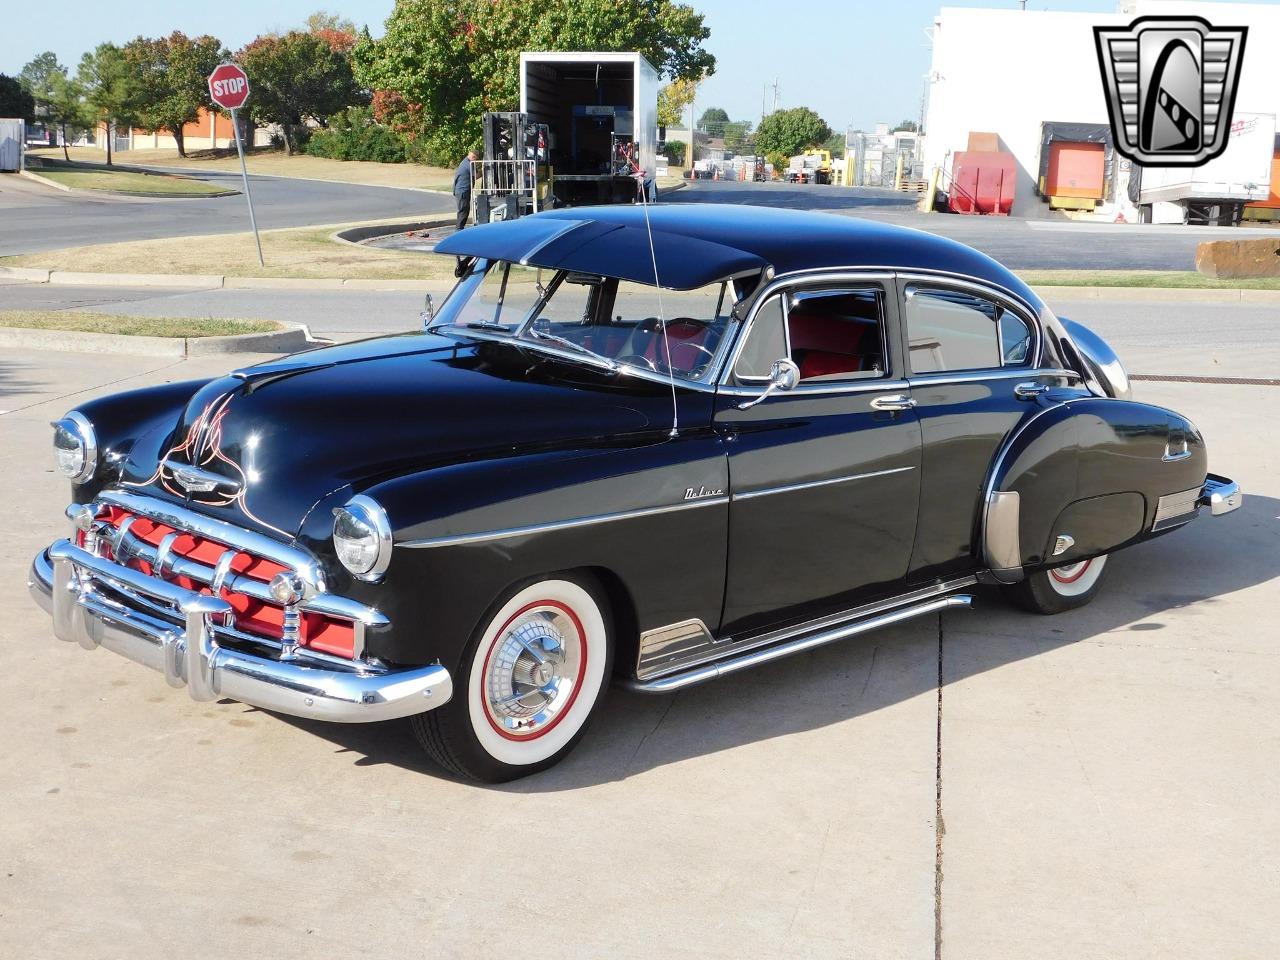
[474,111,553,223]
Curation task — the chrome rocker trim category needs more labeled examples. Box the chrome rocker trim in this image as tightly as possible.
[625,589,974,694]
[29,541,452,723]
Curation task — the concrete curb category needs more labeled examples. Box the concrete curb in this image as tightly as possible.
[126,161,453,195]
[0,322,313,357]
[333,218,453,246]
[1034,284,1280,303]
[0,266,52,283]
[19,169,72,192]
[49,271,224,289]
[657,180,688,197]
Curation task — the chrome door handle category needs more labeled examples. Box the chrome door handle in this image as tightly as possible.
[870,394,916,412]
[1014,381,1051,400]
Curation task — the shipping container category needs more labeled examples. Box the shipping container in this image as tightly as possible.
[520,51,660,206]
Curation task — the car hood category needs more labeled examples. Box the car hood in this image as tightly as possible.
[117,334,672,539]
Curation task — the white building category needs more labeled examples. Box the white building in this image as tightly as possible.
[923,1,1280,218]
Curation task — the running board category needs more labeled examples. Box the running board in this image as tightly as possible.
[622,593,974,694]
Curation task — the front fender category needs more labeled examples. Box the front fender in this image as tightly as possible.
[983,394,1207,581]
[331,432,730,673]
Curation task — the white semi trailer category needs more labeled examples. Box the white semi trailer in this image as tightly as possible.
[1136,112,1276,226]
[520,51,661,206]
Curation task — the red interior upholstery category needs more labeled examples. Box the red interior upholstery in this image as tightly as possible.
[788,311,869,380]
[639,321,712,370]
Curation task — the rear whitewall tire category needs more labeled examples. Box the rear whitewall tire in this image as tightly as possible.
[1003,554,1110,614]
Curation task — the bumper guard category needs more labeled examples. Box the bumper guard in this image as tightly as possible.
[29,540,451,723]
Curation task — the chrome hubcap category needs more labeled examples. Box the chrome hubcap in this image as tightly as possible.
[485,609,580,737]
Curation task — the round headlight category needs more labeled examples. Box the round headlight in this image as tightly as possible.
[52,412,97,484]
[332,495,392,581]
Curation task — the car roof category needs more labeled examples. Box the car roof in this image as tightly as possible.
[435,204,1040,309]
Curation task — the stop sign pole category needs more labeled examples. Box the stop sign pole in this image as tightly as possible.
[207,63,263,266]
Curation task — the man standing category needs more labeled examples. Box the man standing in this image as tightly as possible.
[453,150,477,232]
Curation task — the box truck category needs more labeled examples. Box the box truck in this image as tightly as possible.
[519,51,661,207]
[1135,112,1276,225]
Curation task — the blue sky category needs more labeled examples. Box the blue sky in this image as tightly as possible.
[0,0,1246,132]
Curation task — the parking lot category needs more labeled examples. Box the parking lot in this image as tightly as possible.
[1,314,1275,956]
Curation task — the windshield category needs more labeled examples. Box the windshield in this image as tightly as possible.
[433,260,739,382]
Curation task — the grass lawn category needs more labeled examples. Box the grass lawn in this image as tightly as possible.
[1020,269,1280,289]
[0,311,279,337]
[30,146,455,192]
[2,219,457,281]
[28,159,235,197]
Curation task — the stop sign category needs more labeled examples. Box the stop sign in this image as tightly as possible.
[208,63,250,110]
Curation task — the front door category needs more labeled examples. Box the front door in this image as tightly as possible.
[715,277,923,640]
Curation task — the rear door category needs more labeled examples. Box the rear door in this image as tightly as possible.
[897,277,1053,582]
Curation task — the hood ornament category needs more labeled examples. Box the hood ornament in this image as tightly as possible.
[166,460,241,496]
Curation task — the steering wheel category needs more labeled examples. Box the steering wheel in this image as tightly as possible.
[635,316,718,367]
[617,354,658,371]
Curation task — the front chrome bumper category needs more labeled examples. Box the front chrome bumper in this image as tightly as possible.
[28,540,452,723]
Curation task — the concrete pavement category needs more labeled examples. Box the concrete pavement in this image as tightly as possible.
[0,337,1274,958]
[0,168,451,257]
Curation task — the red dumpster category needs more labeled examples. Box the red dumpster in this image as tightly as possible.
[950,151,1016,215]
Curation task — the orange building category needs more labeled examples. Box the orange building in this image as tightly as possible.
[98,107,271,152]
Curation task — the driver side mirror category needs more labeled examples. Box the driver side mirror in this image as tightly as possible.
[737,358,800,410]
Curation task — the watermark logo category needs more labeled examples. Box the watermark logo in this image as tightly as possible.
[1094,16,1247,166]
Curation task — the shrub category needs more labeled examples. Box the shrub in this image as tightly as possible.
[306,106,409,163]
[661,139,687,167]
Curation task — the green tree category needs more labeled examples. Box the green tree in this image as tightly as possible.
[76,43,135,165]
[354,0,715,166]
[0,75,35,122]
[697,106,728,138]
[823,132,845,158]
[723,119,752,152]
[121,32,226,158]
[238,31,363,154]
[893,118,918,133]
[306,10,358,34]
[658,77,696,129]
[754,106,832,160]
[19,51,63,127]
[47,73,90,160]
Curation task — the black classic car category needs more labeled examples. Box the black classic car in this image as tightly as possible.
[30,205,1241,782]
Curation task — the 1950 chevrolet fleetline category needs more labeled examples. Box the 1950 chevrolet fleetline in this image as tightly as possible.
[29,205,1241,781]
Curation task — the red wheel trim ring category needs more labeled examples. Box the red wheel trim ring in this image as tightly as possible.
[480,599,588,742]
[1050,559,1092,585]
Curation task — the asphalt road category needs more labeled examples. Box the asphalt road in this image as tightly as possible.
[0,169,452,257]
[2,279,1275,380]
[665,180,1280,271]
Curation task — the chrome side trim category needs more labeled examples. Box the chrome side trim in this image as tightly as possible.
[1154,485,1202,529]
[31,543,449,723]
[718,378,909,398]
[624,594,974,693]
[635,576,977,683]
[398,495,729,550]
[733,465,915,502]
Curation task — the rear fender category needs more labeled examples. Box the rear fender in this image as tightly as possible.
[982,395,1207,582]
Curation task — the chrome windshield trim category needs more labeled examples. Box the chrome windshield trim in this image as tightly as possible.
[398,496,729,550]
[733,465,915,501]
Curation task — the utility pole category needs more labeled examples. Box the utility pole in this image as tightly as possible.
[685,80,696,171]
[772,78,780,113]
